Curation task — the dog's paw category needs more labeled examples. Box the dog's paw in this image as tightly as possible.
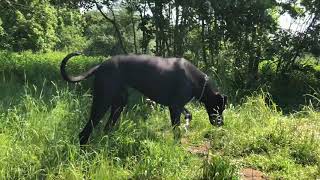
[184,118,190,133]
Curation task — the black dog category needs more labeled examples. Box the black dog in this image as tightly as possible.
[60,52,227,145]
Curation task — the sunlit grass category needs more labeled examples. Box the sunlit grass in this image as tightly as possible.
[0,51,319,179]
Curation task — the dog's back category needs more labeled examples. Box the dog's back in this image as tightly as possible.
[108,55,203,105]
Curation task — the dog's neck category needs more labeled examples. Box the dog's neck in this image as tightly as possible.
[196,74,209,101]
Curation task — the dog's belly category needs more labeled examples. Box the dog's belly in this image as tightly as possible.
[126,73,192,106]
[128,78,176,105]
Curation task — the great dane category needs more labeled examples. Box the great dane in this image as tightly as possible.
[60,52,227,145]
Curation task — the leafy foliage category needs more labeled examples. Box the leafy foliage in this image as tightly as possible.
[1,0,319,91]
[0,51,319,179]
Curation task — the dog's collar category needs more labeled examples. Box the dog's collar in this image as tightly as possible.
[198,75,209,101]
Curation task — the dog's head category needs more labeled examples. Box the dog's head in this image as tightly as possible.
[204,93,227,126]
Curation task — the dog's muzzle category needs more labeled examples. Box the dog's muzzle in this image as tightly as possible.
[209,114,224,126]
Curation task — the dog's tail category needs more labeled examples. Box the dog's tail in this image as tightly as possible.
[60,52,100,83]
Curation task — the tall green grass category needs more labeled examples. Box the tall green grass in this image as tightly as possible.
[0,51,319,179]
[208,92,320,179]
[0,81,203,179]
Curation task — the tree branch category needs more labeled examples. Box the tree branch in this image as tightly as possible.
[287,14,318,67]
[93,1,128,54]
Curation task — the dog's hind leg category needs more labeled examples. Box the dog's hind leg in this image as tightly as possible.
[104,90,128,132]
[79,76,118,145]
[79,92,111,145]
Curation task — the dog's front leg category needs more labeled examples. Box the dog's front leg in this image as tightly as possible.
[182,107,192,132]
[169,106,183,143]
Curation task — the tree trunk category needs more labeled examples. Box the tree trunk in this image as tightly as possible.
[95,2,127,54]
[174,1,179,56]
[131,10,137,54]
[201,18,208,69]
[246,28,261,88]
[138,2,148,54]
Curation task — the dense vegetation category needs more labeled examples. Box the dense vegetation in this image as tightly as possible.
[0,0,320,179]
[1,0,320,104]
[1,1,319,73]
[0,52,319,179]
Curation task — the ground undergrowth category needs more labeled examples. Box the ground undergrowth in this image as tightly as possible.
[0,51,319,179]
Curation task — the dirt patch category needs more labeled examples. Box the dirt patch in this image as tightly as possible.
[184,139,211,157]
[240,168,268,180]
[181,138,268,179]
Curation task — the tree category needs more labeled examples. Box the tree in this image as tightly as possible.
[55,8,87,51]
[2,0,318,92]
[0,0,59,51]
[272,0,320,73]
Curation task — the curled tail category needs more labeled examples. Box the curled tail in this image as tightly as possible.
[60,52,100,83]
